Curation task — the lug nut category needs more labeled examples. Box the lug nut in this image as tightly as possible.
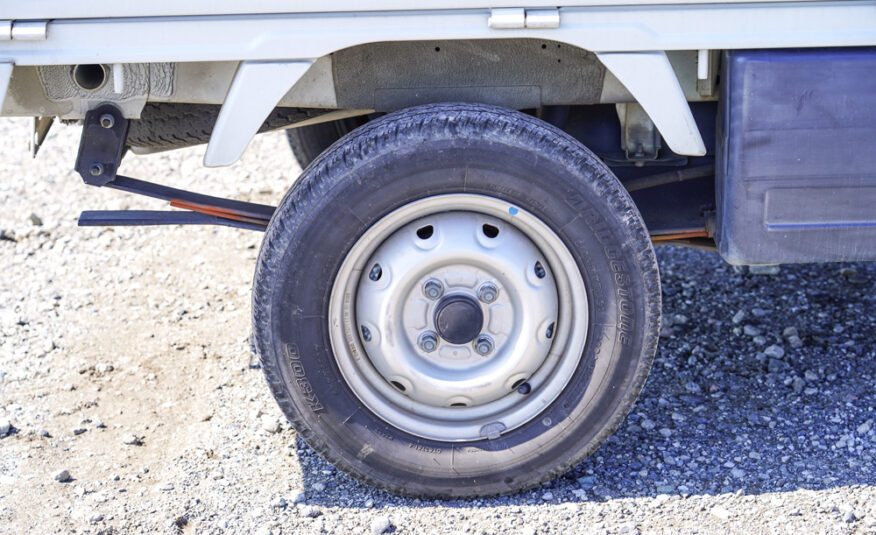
[99,113,115,129]
[534,261,546,279]
[422,279,443,300]
[517,382,532,395]
[474,335,494,356]
[89,163,104,176]
[418,331,438,353]
[477,282,498,303]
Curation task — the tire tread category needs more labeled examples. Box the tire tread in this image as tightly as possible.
[253,103,661,497]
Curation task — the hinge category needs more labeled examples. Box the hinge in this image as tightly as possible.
[0,20,49,41]
[488,8,560,29]
[526,9,561,29]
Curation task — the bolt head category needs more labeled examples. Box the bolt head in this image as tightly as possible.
[477,283,498,303]
[99,114,115,129]
[423,280,443,300]
[474,335,493,356]
[89,163,104,176]
[418,332,438,353]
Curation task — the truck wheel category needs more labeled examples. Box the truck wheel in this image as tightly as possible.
[253,103,660,497]
[285,117,363,169]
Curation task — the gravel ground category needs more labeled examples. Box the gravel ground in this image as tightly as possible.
[1,116,874,534]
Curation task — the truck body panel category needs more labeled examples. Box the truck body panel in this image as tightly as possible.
[717,47,876,264]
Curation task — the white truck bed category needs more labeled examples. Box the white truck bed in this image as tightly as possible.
[1,1,874,165]
[0,0,839,19]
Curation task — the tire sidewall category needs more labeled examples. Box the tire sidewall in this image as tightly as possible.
[255,105,659,496]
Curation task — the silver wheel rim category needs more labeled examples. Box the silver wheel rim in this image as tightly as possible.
[328,194,588,442]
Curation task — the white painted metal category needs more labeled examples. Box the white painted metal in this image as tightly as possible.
[597,51,707,156]
[10,21,47,41]
[356,211,558,411]
[330,195,588,442]
[697,49,710,80]
[203,61,313,167]
[488,8,526,29]
[0,0,834,20]
[0,63,12,110]
[112,63,125,93]
[0,20,47,41]
[112,63,124,93]
[0,2,873,163]
[525,9,561,29]
[1,3,874,66]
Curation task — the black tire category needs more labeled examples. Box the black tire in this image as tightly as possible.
[127,103,320,153]
[253,103,661,498]
[284,117,364,169]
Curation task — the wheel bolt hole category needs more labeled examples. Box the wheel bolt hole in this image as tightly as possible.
[360,325,372,342]
[368,263,382,281]
[416,225,434,239]
[390,381,406,392]
[545,322,555,339]
[450,402,467,407]
[482,223,499,238]
[534,260,546,279]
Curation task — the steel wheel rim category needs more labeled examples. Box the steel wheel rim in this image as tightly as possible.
[329,194,588,441]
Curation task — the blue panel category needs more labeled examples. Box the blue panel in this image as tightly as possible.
[716,48,876,264]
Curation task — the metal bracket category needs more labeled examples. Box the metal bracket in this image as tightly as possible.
[596,51,706,157]
[617,102,661,165]
[31,116,54,158]
[75,105,128,186]
[73,105,275,231]
[696,49,719,98]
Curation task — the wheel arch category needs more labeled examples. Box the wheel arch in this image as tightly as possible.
[203,38,706,166]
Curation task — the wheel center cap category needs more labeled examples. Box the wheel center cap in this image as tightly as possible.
[433,294,483,345]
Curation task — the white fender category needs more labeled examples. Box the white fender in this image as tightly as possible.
[204,60,313,167]
[596,51,707,156]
